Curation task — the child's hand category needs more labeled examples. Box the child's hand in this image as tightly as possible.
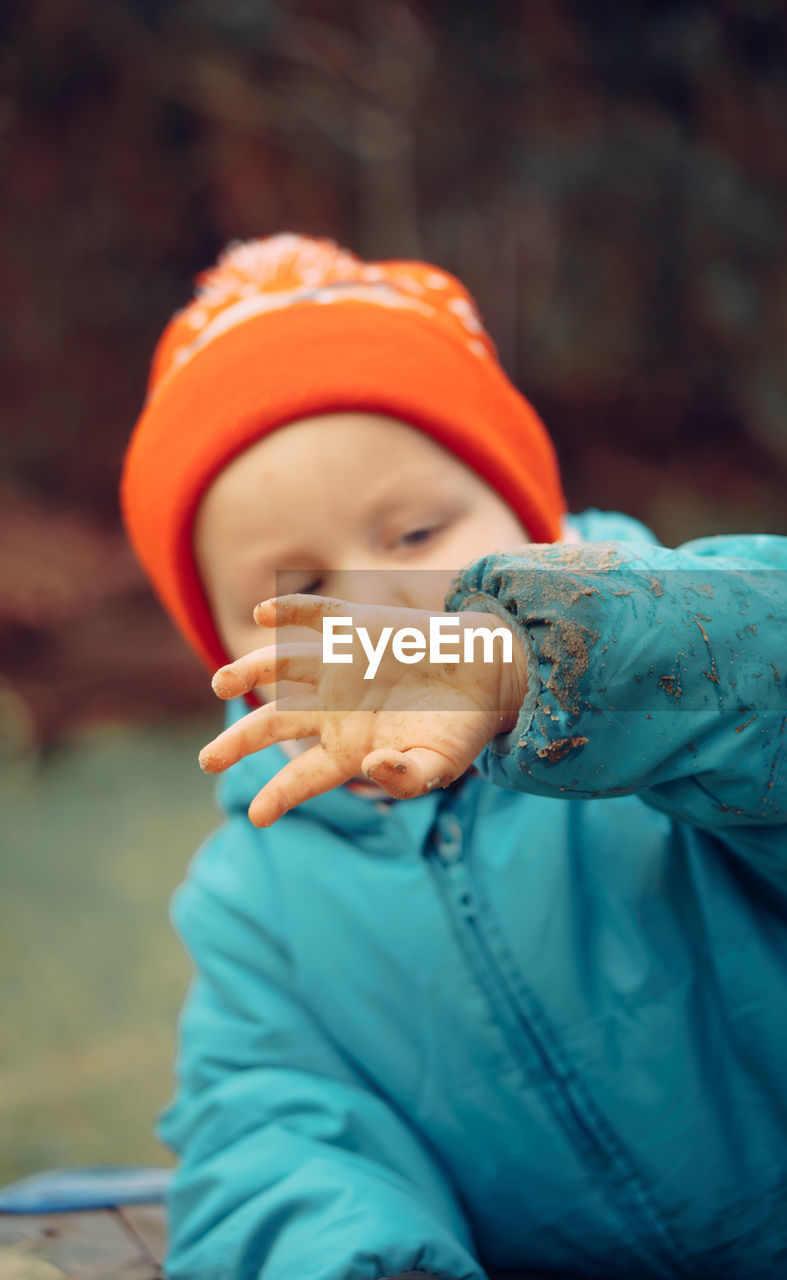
[198,594,529,827]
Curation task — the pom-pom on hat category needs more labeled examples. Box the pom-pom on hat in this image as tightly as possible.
[121,233,566,672]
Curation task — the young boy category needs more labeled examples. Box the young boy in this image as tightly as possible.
[121,235,786,1280]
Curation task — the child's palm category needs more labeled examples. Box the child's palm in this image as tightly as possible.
[199,594,527,826]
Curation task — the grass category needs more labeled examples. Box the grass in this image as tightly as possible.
[0,715,221,1186]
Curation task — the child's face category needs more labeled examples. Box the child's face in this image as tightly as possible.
[195,411,530,664]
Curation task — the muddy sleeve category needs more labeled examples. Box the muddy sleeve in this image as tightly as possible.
[446,535,787,889]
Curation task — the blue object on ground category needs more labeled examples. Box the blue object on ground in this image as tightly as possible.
[0,1164,172,1213]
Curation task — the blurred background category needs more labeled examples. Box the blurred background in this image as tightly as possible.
[1,0,785,1182]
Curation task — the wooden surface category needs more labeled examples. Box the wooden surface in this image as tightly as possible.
[0,1206,166,1280]
[0,1208,572,1280]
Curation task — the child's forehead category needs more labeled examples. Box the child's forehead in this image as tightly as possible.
[197,412,482,551]
[211,411,465,492]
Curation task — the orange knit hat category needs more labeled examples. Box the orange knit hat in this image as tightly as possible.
[121,234,566,672]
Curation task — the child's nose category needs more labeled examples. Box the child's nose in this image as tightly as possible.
[332,565,453,613]
[332,567,411,608]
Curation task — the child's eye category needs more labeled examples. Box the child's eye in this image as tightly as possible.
[397,527,438,548]
[297,578,323,594]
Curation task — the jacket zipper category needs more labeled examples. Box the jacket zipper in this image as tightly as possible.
[425,830,686,1279]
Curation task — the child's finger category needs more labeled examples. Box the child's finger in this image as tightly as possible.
[253,594,351,631]
[361,746,456,799]
[199,696,321,773]
[247,745,353,827]
[212,644,322,698]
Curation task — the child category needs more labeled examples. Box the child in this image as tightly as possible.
[121,235,786,1280]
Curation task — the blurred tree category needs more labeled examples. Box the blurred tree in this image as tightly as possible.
[1,0,785,738]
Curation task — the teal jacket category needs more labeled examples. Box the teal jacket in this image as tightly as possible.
[158,511,787,1280]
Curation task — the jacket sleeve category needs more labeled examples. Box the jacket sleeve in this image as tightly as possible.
[156,818,484,1280]
[446,534,787,893]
